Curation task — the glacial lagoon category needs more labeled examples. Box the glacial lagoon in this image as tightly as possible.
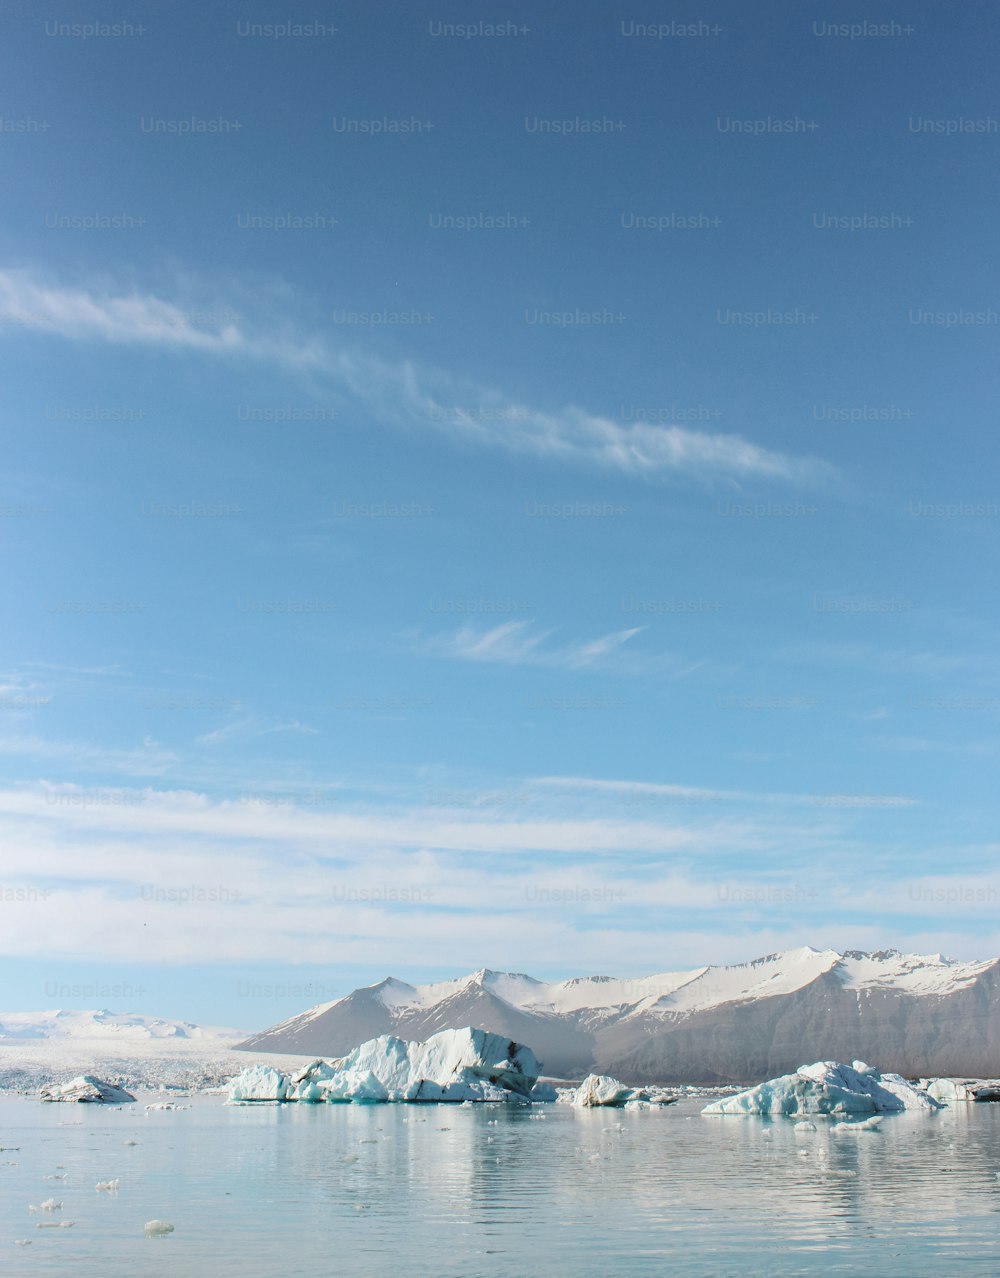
[4,1095,1000,1276]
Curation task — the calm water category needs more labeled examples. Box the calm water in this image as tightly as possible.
[2,1094,1000,1277]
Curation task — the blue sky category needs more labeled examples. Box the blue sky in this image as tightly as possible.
[1,0,999,1030]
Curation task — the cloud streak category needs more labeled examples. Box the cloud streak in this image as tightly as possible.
[426,620,646,670]
[0,267,835,486]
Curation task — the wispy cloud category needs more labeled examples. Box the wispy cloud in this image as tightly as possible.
[531,774,919,809]
[195,717,319,747]
[426,620,647,671]
[0,267,835,486]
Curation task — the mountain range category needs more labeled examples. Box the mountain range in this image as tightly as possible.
[236,947,1000,1083]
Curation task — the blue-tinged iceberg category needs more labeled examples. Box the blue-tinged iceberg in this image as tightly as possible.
[701,1060,941,1116]
[226,1064,288,1102]
[226,1027,539,1104]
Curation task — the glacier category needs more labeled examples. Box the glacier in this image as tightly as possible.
[702,1061,942,1117]
[227,1027,539,1104]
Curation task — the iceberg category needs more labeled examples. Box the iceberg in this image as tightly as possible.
[564,1073,676,1107]
[39,1075,136,1104]
[920,1077,1000,1104]
[330,1027,538,1100]
[227,1027,539,1105]
[702,1060,942,1116]
[320,1068,389,1103]
[287,1059,340,1101]
[225,1064,288,1103]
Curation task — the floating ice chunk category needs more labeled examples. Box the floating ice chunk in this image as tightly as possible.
[95,1179,120,1191]
[831,1115,883,1132]
[794,1121,817,1132]
[570,1075,646,1107]
[14,1239,31,1246]
[702,1061,942,1117]
[143,1220,174,1236]
[39,1199,61,1211]
[40,1075,136,1104]
[529,1082,559,1102]
[225,1064,289,1103]
[144,1102,190,1112]
[921,1077,1000,1104]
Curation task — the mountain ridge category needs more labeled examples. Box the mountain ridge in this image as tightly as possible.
[236,947,1000,1083]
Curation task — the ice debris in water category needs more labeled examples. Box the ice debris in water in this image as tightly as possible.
[95,1179,120,1191]
[831,1115,883,1132]
[14,1239,31,1246]
[143,1220,175,1236]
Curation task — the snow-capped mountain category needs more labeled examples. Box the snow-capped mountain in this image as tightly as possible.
[237,948,1000,1083]
[0,1009,246,1051]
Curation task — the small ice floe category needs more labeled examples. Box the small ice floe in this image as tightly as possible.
[143,1220,174,1236]
[831,1115,883,1133]
[144,1103,190,1112]
[340,1155,359,1164]
[794,1121,817,1132]
[39,1199,62,1211]
[40,1076,135,1105]
[36,1221,75,1229]
[95,1179,120,1192]
[14,1239,31,1246]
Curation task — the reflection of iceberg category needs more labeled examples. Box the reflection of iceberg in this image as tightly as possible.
[227,1028,539,1104]
[39,1075,136,1104]
[702,1061,942,1116]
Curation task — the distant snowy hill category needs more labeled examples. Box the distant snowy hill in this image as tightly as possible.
[0,1010,302,1094]
[237,948,1000,1083]
[0,1009,247,1049]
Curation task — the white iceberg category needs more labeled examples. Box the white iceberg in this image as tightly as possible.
[320,1068,389,1103]
[227,1027,539,1105]
[329,1027,539,1100]
[287,1059,340,1101]
[920,1077,1000,1104]
[225,1064,288,1103]
[39,1075,136,1104]
[570,1074,637,1107]
[143,1220,174,1236]
[702,1060,942,1116]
